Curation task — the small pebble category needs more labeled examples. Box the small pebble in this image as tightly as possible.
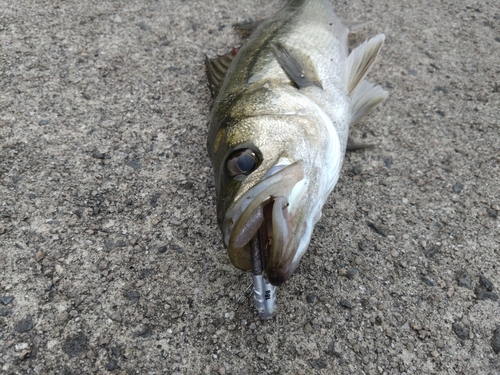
[456,270,473,289]
[0,308,12,316]
[421,277,434,287]
[309,358,327,370]
[57,312,69,324]
[91,150,106,159]
[123,348,132,358]
[15,342,29,351]
[62,334,89,357]
[347,268,358,279]
[325,340,335,356]
[110,312,122,322]
[411,322,422,331]
[98,261,108,271]
[487,208,498,218]
[452,182,463,193]
[352,165,362,175]
[19,349,31,360]
[67,216,78,226]
[480,275,494,291]
[15,316,33,333]
[452,322,469,340]
[123,291,140,304]
[106,360,118,371]
[0,296,14,305]
[304,323,313,333]
[475,287,498,301]
[306,293,316,303]
[207,324,216,333]
[339,299,352,309]
[492,327,500,354]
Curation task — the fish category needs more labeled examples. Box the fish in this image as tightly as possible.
[206,0,387,303]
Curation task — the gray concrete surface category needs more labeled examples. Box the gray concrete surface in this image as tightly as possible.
[1,0,499,374]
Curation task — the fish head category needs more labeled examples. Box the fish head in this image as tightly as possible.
[209,88,344,286]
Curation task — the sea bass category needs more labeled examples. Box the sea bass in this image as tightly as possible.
[206,0,387,317]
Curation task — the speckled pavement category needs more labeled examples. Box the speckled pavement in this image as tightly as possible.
[1,1,499,374]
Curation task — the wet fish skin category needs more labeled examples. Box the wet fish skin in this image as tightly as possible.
[207,0,387,285]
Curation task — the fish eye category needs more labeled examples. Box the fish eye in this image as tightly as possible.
[226,149,260,176]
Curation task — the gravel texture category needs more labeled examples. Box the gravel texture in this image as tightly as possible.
[1,0,499,374]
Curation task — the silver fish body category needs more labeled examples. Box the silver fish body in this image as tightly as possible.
[206,0,387,294]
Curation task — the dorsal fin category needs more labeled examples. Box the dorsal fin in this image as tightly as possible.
[205,50,237,97]
[347,81,388,151]
[346,34,385,95]
[270,42,323,89]
[350,80,388,125]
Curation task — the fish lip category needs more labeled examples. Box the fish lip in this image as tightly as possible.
[263,195,296,286]
[223,160,305,271]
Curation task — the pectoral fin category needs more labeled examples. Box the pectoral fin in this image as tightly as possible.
[271,42,323,89]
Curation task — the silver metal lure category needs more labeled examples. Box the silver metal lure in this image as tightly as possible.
[250,234,276,319]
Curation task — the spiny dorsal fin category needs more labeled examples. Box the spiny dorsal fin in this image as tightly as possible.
[350,80,388,125]
[270,42,323,89]
[346,34,385,95]
[205,50,236,97]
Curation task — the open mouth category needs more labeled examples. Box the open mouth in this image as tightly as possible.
[224,161,305,286]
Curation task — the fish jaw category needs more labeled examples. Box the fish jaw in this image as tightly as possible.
[223,160,306,272]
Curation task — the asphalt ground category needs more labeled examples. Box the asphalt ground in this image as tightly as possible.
[1,0,499,374]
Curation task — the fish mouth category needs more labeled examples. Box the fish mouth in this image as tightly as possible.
[223,160,306,286]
